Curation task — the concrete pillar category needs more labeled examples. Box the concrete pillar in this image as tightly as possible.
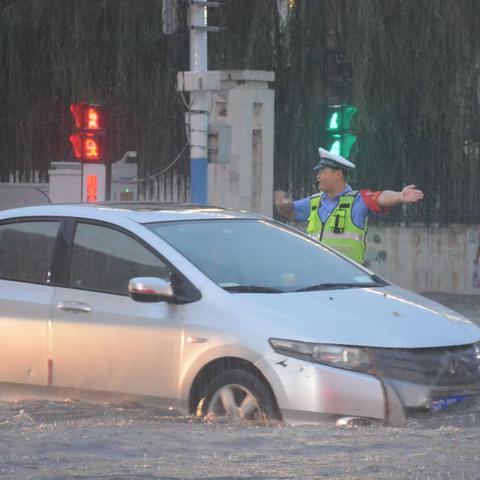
[48,162,106,203]
[48,162,81,203]
[208,70,275,216]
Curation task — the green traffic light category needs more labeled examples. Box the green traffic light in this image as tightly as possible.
[342,106,357,130]
[329,112,339,131]
[329,140,341,156]
[326,105,358,158]
[326,105,357,131]
[341,133,357,158]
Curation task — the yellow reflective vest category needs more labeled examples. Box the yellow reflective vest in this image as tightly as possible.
[306,191,367,264]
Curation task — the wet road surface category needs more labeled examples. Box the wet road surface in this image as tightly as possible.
[0,398,480,479]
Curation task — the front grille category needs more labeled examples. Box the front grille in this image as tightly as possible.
[370,344,480,387]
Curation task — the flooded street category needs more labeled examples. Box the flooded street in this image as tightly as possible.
[1,398,480,479]
[1,294,479,480]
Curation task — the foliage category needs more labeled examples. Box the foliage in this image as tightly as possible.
[343,0,480,223]
[0,0,479,222]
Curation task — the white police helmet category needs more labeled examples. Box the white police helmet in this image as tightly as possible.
[313,147,355,171]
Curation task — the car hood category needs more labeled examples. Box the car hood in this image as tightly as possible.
[231,285,480,348]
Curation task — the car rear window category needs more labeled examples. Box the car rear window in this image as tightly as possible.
[0,221,60,284]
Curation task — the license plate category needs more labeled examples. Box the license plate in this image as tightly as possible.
[430,395,467,412]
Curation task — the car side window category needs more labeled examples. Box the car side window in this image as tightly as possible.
[0,221,60,283]
[69,222,170,295]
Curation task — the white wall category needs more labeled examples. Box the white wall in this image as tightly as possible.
[365,225,480,295]
[0,183,50,210]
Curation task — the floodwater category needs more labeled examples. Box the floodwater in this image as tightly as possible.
[1,399,480,479]
[1,294,479,480]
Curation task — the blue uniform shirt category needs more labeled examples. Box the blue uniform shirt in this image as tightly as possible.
[293,185,372,230]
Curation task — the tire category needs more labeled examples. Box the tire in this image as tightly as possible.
[198,369,278,422]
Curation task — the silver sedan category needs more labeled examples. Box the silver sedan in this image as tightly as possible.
[0,203,479,425]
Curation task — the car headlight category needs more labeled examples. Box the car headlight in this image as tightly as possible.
[269,338,373,373]
[474,342,480,363]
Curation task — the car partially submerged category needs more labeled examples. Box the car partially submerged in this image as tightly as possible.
[0,203,479,425]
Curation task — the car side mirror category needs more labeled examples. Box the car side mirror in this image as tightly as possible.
[128,277,175,303]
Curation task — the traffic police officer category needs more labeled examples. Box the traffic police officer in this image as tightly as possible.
[274,148,424,264]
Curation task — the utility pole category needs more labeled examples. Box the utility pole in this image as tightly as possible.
[188,0,209,204]
[164,0,221,205]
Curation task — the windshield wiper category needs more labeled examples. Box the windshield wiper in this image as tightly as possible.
[294,282,382,293]
[222,285,286,294]
[370,274,389,286]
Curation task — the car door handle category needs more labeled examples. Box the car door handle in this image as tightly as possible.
[57,301,92,314]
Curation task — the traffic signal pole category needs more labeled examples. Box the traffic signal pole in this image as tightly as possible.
[188,0,208,204]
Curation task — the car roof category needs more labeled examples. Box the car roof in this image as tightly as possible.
[0,202,265,224]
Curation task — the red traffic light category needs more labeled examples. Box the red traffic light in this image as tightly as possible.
[70,103,104,131]
[69,133,103,162]
[85,174,98,202]
[69,102,105,163]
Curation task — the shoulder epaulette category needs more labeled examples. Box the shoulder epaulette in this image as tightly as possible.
[310,192,323,199]
[343,190,358,197]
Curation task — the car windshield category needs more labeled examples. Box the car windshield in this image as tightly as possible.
[147,219,386,293]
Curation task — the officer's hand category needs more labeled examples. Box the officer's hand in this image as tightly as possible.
[273,190,293,217]
[401,185,424,204]
[274,190,289,204]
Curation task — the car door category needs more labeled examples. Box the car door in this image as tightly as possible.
[0,219,61,387]
[50,220,183,403]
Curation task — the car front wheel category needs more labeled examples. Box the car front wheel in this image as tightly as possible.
[199,369,278,422]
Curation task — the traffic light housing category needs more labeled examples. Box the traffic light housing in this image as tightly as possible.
[69,103,105,162]
[325,105,357,159]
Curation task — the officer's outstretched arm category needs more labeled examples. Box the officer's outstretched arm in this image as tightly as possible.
[377,185,424,208]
